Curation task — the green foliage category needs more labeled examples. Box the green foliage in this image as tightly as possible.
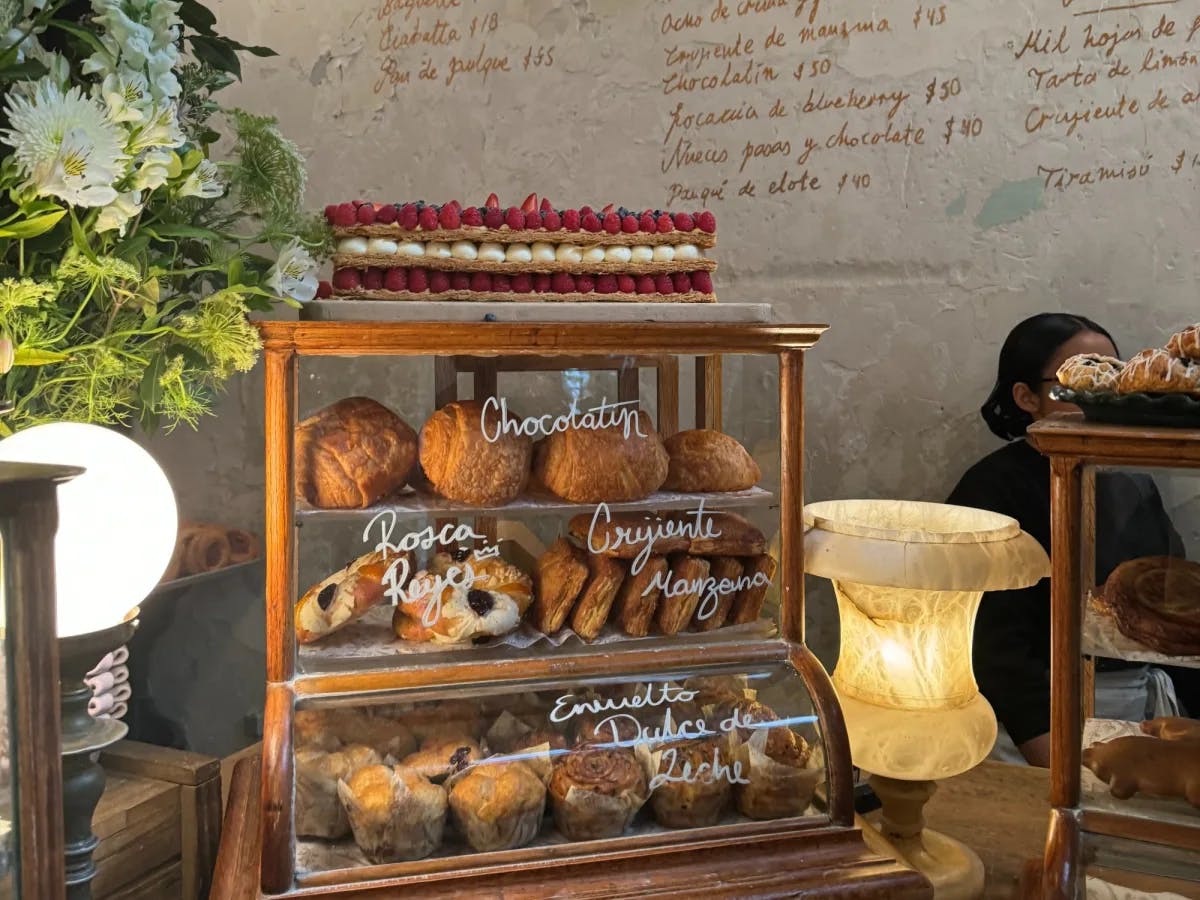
[0,0,317,434]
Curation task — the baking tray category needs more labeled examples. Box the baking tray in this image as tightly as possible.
[1051,386,1200,429]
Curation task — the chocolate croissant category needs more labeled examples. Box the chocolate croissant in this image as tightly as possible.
[532,411,668,503]
[419,399,532,506]
[663,430,761,493]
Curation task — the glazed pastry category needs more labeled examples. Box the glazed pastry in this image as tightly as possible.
[549,745,649,840]
[694,557,744,631]
[419,399,532,506]
[1113,349,1200,395]
[655,555,710,635]
[650,737,733,828]
[662,430,761,493]
[531,539,589,634]
[685,512,767,557]
[448,760,547,852]
[731,555,777,626]
[1055,354,1126,393]
[1142,717,1200,742]
[295,397,417,509]
[394,551,530,644]
[296,550,403,644]
[532,411,669,503]
[1166,323,1200,360]
[733,722,818,821]
[613,555,668,637]
[295,744,381,839]
[568,511,690,561]
[1083,735,1200,808]
[337,765,447,862]
[570,555,626,641]
[1096,556,1200,655]
[399,736,482,783]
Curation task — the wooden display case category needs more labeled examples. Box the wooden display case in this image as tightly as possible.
[1027,414,1200,899]
[248,314,931,898]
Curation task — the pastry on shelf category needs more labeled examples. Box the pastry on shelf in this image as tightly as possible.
[419,399,532,506]
[731,555,777,626]
[1166,323,1200,360]
[295,744,381,840]
[531,538,589,634]
[293,707,416,760]
[161,521,262,582]
[568,511,689,560]
[649,737,733,828]
[574,711,643,746]
[337,764,448,863]
[694,557,744,631]
[295,397,417,509]
[549,744,649,841]
[1113,349,1200,396]
[1094,556,1200,656]
[447,759,548,852]
[685,511,767,557]
[532,411,668,503]
[322,195,718,304]
[1142,717,1200,742]
[733,721,819,821]
[1083,735,1200,808]
[486,711,568,755]
[295,550,404,644]
[612,554,668,637]
[662,430,761,493]
[399,736,482,783]
[1055,354,1126,394]
[655,555,710,636]
[393,549,532,643]
[570,554,626,641]
[397,700,486,744]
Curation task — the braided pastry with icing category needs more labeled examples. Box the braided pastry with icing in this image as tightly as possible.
[1166,323,1200,360]
[1055,354,1125,393]
[1113,349,1200,395]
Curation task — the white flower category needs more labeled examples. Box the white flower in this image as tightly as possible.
[87,0,182,101]
[97,71,150,123]
[125,102,182,154]
[177,158,223,199]
[266,239,319,304]
[131,148,172,191]
[1,26,33,63]
[94,189,143,236]
[1,79,128,207]
[23,0,47,14]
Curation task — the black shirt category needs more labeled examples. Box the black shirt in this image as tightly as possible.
[946,439,1184,745]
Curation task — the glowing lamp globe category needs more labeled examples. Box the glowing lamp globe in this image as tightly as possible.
[805,500,1049,900]
[0,423,177,636]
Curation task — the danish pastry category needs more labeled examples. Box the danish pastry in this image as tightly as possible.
[1113,349,1200,395]
[393,549,532,643]
[296,550,404,644]
[570,554,626,641]
[1055,354,1125,394]
[531,539,589,634]
[1166,323,1200,360]
[612,554,668,637]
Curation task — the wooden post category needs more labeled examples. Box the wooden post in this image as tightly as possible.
[696,355,723,431]
[779,350,805,645]
[263,349,297,685]
[1049,456,1083,810]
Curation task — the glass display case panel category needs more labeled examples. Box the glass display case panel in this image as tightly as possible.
[1078,465,1200,840]
[1083,833,1200,896]
[291,660,826,883]
[292,353,783,676]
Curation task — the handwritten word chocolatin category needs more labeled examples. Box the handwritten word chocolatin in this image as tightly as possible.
[480,396,647,444]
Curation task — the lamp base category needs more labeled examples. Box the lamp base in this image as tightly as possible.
[59,617,138,900]
[860,775,985,900]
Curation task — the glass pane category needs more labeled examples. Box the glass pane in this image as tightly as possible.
[292,661,826,878]
[1080,465,1200,845]
[0,535,16,900]
[292,353,782,676]
[1084,832,1200,893]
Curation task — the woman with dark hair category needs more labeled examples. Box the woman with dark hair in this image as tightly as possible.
[947,313,1194,767]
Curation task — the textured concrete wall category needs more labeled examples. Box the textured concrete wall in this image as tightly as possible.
[143,0,1200,681]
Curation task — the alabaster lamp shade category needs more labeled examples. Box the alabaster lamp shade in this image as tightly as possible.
[805,500,1049,900]
[0,423,177,636]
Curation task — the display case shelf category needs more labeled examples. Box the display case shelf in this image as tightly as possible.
[1083,604,1200,671]
[297,486,776,523]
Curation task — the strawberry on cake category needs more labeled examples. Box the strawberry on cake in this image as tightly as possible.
[317,193,717,303]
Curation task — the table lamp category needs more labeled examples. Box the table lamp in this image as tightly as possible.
[804,500,1049,900]
[0,423,177,900]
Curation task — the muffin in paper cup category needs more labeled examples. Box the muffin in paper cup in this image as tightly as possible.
[549,743,653,841]
[734,726,822,820]
[295,744,381,839]
[337,765,447,862]
[649,736,735,828]
[447,751,549,852]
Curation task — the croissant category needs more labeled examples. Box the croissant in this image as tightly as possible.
[663,430,761,493]
[1166,324,1200,360]
[295,397,417,509]
[419,399,532,506]
[532,411,668,503]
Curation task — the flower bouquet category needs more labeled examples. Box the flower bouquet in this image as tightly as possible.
[0,0,322,433]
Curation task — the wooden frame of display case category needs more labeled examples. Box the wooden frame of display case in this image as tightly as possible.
[1027,413,1200,900]
[250,319,931,899]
